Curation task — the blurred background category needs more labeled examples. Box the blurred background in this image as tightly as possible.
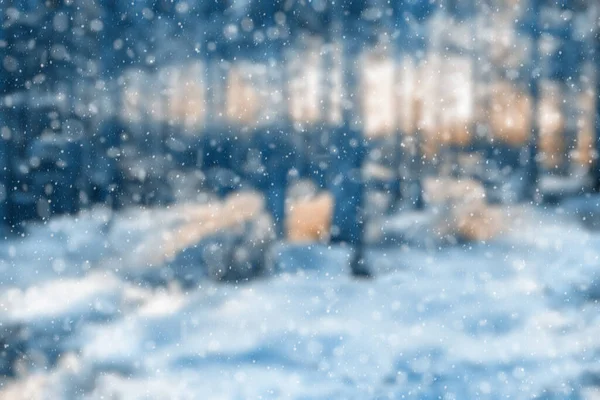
[1,0,600,399]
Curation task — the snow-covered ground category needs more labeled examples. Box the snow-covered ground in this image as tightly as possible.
[1,199,600,399]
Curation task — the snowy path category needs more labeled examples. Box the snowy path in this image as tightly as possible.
[1,204,600,399]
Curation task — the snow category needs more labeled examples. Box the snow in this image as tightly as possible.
[1,1,599,398]
[1,201,599,399]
